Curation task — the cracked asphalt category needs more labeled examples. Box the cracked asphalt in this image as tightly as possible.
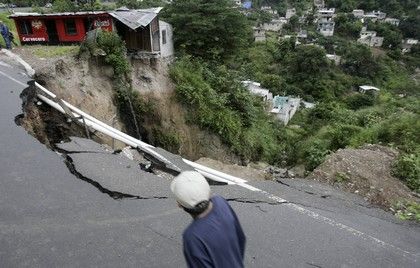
[1,54,419,267]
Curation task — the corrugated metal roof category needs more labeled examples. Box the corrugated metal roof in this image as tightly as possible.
[109,7,163,30]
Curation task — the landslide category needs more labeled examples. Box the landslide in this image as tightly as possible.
[308,145,419,210]
[14,47,240,163]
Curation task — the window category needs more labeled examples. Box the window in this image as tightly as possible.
[65,19,77,35]
[19,20,32,35]
[162,29,167,45]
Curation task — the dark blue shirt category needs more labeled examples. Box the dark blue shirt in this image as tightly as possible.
[183,195,246,268]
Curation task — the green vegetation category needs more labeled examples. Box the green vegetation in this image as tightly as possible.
[0,12,20,47]
[164,0,420,194]
[393,201,420,222]
[163,0,252,62]
[170,57,283,162]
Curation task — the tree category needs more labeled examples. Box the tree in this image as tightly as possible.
[286,45,329,77]
[163,0,252,62]
[341,43,379,79]
[52,0,77,12]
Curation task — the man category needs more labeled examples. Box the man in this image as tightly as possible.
[170,171,246,268]
[0,21,11,49]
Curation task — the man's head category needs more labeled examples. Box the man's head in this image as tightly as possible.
[170,171,211,216]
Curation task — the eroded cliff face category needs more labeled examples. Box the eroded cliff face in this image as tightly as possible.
[15,48,241,163]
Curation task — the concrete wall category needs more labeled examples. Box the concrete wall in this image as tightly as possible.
[159,20,174,58]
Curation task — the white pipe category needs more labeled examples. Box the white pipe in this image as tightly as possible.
[183,159,248,184]
[36,82,153,149]
[36,85,250,185]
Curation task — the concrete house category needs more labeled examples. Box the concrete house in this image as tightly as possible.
[317,8,335,19]
[261,6,278,15]
[314,0,325,10]
[253,27,266,42]
[270,96,301,125]
[262,18,286,32]
[352,9,364,18]
[317,18,335,36]
[286,8,296,19]
[358,27,383,47]
[242,81,273,102]
[383,18,400,26]
[402,38,419,53]
[326,54,341,65]
[359,85,380,94]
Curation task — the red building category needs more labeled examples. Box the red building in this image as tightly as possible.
[8,8,173,58]
[10,11,113,44]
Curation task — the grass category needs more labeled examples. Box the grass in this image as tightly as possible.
[1,11,77,58]
[0,11,20,47]
[31,45,79,58]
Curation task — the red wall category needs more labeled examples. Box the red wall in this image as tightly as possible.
[16,19,49,43]
[55,18,86,42]
[13,14,113,44]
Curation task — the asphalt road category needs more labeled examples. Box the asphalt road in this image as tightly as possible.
[0,52,419,267]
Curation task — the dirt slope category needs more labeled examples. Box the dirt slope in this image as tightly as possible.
[308,144,418,209]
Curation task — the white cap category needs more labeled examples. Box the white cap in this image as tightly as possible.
[170,171,211,209]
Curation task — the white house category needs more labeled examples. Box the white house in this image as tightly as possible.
[253,27,266,42]
[384,18,400,26]
[352,9,364,18]
[261,5,278,15]
[326,54,341,65]
[359,85,380,93]
[262,18,286,32]
[242,81,273,102]
[286,8,296,19]
[317,18,335,36]
[314,0,325,9]
[159,20,174,58]
[358,27,383,47]
[317,8,335,19]
[402,38,419,53]
[270,96,301,125]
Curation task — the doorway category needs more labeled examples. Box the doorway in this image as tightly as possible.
[45,20,59,44]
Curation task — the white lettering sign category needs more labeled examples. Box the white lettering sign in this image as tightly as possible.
[22,37,46,42]
[94,20,110,27]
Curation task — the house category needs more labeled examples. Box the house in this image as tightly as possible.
[383,18,400,26]
[402,38,419,53]
[358,27,383,47]
[242,81,273,102]
[317,18,335,36]
[314,0,325,9]
[261,6,278,15]
[286,8,296,19]
[297,29,308,39]
[352,9,364,18]
[9,7,174,58]
[233,0,242,6]
[317,8,335,19]
[359,85,380,94]
[270,96,301,125]
[326,54,341,65]
[253,27,266,42]
[370,10,386,20]
[262,18,286,32]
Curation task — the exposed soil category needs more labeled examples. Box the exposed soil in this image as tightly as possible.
[13,47,241,163]
[308,144,419,209]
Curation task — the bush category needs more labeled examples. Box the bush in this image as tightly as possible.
[392,153,420,192]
